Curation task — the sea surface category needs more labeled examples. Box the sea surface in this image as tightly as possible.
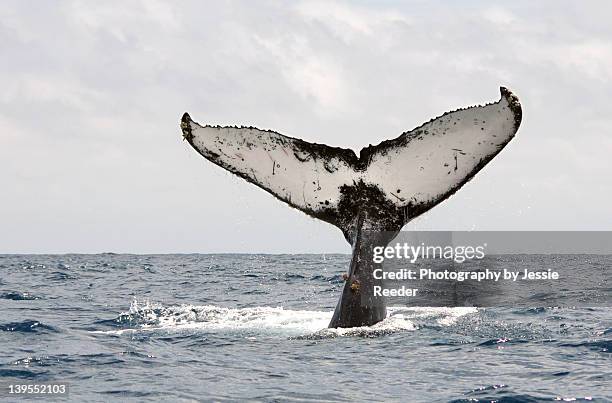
[0,254,610,402]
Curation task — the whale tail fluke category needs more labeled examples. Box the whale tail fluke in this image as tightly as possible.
[181,87,521,240]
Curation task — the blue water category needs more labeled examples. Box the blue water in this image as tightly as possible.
[0,254,610,402]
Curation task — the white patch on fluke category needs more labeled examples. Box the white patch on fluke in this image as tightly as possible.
[364,99,517,206]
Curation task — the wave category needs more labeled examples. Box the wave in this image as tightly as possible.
[93,300,477,339]
[0,291,39,300]
[0,320,57,333]
[0,368,46,379]
[560,340,611,353]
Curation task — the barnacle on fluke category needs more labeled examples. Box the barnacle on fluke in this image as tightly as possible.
[181,87,522,328]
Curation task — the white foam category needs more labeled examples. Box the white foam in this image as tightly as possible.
[99,299,331,337]
[388,306,478,326]
[95,299,477,338]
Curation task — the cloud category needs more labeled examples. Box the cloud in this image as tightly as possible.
[295,0,410,42]
[1,0,611,252]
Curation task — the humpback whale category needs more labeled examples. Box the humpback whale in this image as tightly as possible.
[181,87,522,328]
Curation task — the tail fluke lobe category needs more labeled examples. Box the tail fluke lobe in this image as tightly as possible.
[180,112,357,232]
[362,86,522,224]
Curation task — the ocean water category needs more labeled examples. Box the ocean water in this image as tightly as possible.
[0,254,610,402]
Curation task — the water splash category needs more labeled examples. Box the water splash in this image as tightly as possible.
[94,299,477,339]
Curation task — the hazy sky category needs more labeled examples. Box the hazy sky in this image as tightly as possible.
[1,1,611,253]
